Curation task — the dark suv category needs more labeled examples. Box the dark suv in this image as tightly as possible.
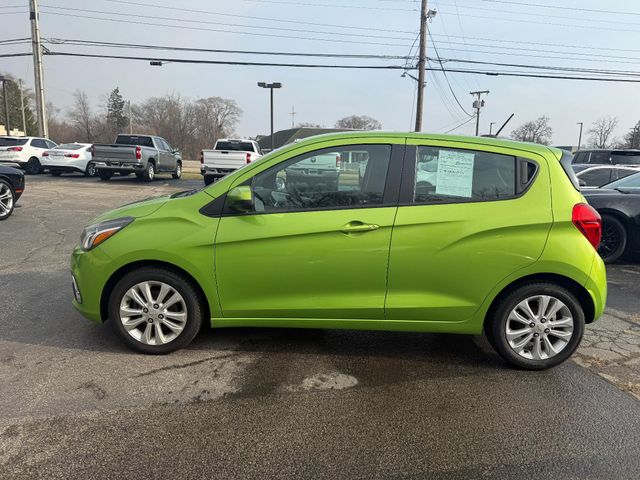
[572,149,640,173]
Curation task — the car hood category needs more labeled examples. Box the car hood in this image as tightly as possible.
[87,194,171,225]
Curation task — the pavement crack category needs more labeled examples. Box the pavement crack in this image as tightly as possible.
[133,352,238,378]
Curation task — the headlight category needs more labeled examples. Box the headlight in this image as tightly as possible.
[80,217,134,251]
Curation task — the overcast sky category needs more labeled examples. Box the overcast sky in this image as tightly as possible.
[2,0,639,145]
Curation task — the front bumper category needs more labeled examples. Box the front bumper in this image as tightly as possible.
[71,246,112,323]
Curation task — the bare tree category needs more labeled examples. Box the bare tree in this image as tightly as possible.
[192,96,242,149]
[335,115,381,130]
[69,90,96,142]
[510,116,553,145]
[622,120,640,149]
[588,116,619,148]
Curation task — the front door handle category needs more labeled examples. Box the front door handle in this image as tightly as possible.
[340,221,380,234]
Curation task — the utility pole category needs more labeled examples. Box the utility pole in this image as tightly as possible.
[414,0,428,132]
[19,79,26,135]
[0,77,10,135]
[128,100,132,134]
[30,0,47,137]
[289,105,296,128]
[576,122,583,149]
[257,82,282,151]
[470,90,489,136]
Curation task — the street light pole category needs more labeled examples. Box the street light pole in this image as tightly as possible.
[489,122,496,136]
[257,82,282,151]
[577,122,583,150]
[0,77,10,135]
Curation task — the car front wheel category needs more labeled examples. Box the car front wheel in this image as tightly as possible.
[0,180,15,220]
[485,282,585,370]
[108,267,204,354]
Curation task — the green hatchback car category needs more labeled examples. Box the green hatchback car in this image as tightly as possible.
[72,133,606,369]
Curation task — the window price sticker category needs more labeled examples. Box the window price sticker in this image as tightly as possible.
[435,150,475,198]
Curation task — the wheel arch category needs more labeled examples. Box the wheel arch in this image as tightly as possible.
[100,260,210,323]
[484,273,596,326]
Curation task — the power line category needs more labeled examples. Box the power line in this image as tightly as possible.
[242,0,418,11]
[444,116,475,133]
[478,0,640,17]
[39,11,414,47]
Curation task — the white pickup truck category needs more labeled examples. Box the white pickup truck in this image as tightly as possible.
[200,139,262,185]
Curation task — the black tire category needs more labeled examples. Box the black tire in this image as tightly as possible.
[0,179,16,221]
[485,282,585,370]
[85,162,97,177]
[98,170,113,181]
[51,170,62,177]
[25,157,42,175]
[172,161,182,180]
[142,161,155,182]
[203,175,216,186]
[108,267,204,354]
[598,215,627,263]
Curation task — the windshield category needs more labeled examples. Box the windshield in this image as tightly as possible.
[604,171,640,189]
[215,141,255,152]
[0,137,28,146]
[55,143,85,150]
[611,152,640,165]
[116,135,154,147]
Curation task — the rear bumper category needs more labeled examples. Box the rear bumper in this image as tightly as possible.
[95,161,145,172]
[585,253,607,322]
[201,166,236,176]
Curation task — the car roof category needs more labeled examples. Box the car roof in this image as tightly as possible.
[277,131,562,158]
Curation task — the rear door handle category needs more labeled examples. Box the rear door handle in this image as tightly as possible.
[340,221,380,234]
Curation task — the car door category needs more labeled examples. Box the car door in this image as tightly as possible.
[385,140,552,323]
[161,139,175,171]
[153,138,168,171]
[214,142,404,320]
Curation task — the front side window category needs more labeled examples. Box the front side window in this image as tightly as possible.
[413,146,517,204]
[251,144,392,213]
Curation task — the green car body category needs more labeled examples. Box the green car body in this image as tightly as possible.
[71,132,606,368]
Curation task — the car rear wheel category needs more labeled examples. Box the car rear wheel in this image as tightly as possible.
[172,162,182,180]
[485,282,584,370]
[85,162,97,177]
[108,267,204,354]
[98,170,113,181]
[25,157,42,175]
[0,180,15,220]
[142,162,155,182]
[598,215,627,263]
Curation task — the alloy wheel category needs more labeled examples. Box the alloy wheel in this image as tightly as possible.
[0,183,14,218]
[119,281,188,345]
[505,295,574,360]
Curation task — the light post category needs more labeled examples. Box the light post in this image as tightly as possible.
[577,122,584,150]
[257,82,282,151]
[489,122,496,136]
[0,76,10,135]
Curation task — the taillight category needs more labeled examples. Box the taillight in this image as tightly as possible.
[8,146,23,152]
[572,203,602,249]
[199,151,204,164]
[245,152,251,164]
[336,154,341,170]
[135,146,142,160]
[64,153,80,158]
[43,152,49,156]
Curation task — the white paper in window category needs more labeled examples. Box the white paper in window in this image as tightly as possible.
[435,150,475,197]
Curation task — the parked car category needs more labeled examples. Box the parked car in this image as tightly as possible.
[0,136,57,174]
[576,165,640,188]
[583,171,640,263]
[571,149,640,173]
[201,139,262,185]
[0,164,25,220]
[41,143,96,177]
[92,134,182,182]
[71,133,606,370]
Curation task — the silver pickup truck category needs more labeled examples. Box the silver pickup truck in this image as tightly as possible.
[92,134,182,182]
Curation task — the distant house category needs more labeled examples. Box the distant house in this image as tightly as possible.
[256,127,356,151]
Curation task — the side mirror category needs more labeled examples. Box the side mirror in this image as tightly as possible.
[227,186,254,212]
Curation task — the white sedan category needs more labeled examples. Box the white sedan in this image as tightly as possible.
[41,143,95,177]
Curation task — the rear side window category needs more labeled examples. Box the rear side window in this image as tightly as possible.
[572,152,588,164]
[0,137,28,146]
[31,139,47,148]
[588,151,610,164]
[611,152,640,165]
[412,146,520,204]
[216,141,255,152]
[116,135,154,147]
[559,150,580,190]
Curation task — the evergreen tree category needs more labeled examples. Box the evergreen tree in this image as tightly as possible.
[0,73,37,135]
[106,87,128,133]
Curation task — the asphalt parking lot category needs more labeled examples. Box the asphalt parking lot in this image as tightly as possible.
[1,174,639,479]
